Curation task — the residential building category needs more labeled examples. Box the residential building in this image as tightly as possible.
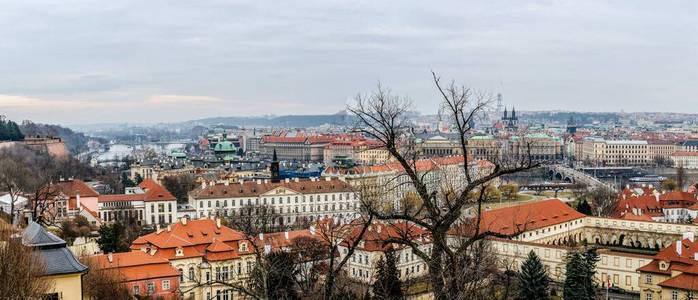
[22,221,88,300]
[189,178,358,226]
[637,233,698,300]
[340,221,431,282]
[671,152,698,169]
[130,218,256,300]
[89,251,180,299]
[98,179,178,226]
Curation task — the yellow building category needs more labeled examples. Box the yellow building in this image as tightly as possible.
[638,233,698,300]
[22,221,88,300]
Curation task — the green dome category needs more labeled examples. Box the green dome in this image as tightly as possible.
[214,141,237,153]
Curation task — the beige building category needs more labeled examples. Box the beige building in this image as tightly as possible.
[671,151,698,169]
[189,178,359,226]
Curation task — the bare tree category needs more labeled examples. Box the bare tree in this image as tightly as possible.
[0,224,51,299]
[348,73,537,300]
[0,156,33,224]
[79,256,131,300]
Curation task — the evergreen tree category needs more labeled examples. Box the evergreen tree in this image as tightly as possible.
[134,173,144,185]
[96,222,130,253]
[576,199,593,215]
[517,251,550,300]
[563,249,599,300]
[372,250,403,300]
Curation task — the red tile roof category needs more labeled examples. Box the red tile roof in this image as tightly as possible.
[477,199,585,236]
[139,178,177,202]
[98,179,176,203]
[54,179,99,198]
[131,219,246,249]
[90,251,180,282]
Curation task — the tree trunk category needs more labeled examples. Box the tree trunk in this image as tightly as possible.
[428,246,448,300]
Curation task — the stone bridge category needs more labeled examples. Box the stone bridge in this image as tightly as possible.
[545,165,616,192]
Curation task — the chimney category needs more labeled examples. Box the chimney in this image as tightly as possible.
[310,225,316,235]
[694,252,698,261]
[167,225,171,232]
[239,179,244,184]
[284,231,289,240]
[677,240,683,256]
[684,232,695,242]
[224,181,229,186]
[285,178,290,183]
[655,193,660,202]
[216,218,221,229]
[107,253,113,263]
[256,179,262,185]
[294,178,299,182]
[325,177,331,181]
[202,181,207,189]
[76,192,81,211]
[376,225,382,234]
[264,244,272,254]
[181,218,188,225]
[259,232,264,241]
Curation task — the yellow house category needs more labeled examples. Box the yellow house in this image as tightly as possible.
[23,221,88,300]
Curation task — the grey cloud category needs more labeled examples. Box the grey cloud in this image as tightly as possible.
[0,0,696,124]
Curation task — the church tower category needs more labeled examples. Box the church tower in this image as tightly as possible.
[270,149,280,183]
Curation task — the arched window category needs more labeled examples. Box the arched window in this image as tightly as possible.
[178,268,184,282]
[188,267,195,282]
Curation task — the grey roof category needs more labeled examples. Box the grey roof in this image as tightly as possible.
[22,222,88,276]
[39,247,89,276]
[682,140,698,147]
[22,221,65,247]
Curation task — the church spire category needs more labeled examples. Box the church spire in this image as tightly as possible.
[503,107,508,119]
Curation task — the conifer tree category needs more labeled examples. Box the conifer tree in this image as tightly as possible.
[576,199,593,215]
[517,250,550,300]
[372,250,403,300]
[564,249,599,300]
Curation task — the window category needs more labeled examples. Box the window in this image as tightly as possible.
[162,280,170,290]
[645,274,652,284]
[206,271,210,282]
[672,290,678,300]
[646,292,652,300]
[133,285,140,295]
[147,282,155,294]
[189,267,195,281]
[178,268,183,282]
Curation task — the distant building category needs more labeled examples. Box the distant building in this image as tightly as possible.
[671,151,698,169]
[259,135,334,162]
[502,107,518,131]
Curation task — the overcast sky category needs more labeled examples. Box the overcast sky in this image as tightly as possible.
[1,0,697,125]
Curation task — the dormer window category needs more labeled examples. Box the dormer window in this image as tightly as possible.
[659,261,669,271]
[176,247,184,257]
[240,242,248,252]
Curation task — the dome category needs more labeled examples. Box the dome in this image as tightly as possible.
[214,141,237,153]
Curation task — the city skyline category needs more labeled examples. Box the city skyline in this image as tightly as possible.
[1,0,697,125]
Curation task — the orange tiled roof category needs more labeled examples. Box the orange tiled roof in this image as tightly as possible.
[477,199,586,236]
[619,212,654,222]
[131,219,246,249]
[90,251,180,282]
[54,179,99,198]
[343,221,430,252]
[139,178,177,201]
[98,179,176,203]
